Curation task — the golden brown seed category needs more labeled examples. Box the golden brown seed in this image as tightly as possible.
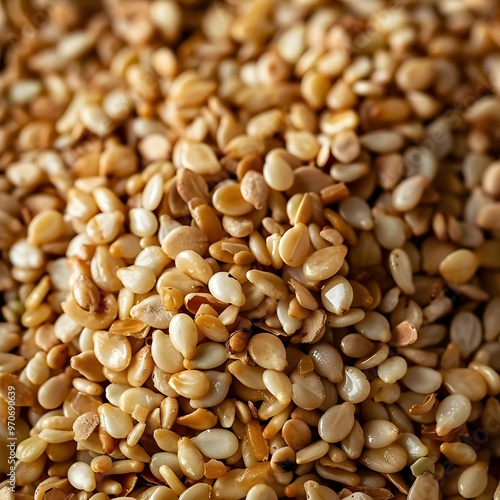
[303,245,348,282]
[168,371,211,399]
[440,442,477,466]
[248,333,288,371]
[439,249,480,285]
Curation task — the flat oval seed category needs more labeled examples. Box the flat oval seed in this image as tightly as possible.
[401,367,442,394]
[161,226,209,259]
[119,387,164,414]
[303,245,348,281]
[279,223,311,267]
[208,272,245,306]
[309,343,344,383]
[142,172,164,211]
[212,183,253,216]
[291,370,326,410]
[27,209,64,246]
[407,474,439,500]
[68,462,96,492]
[117,265,156,294]
[458,462,489,498]
[339,197,373,230]
[378,356,408,384]
[359,444,407,473]
[191,429,239,459]
[336,366,370,404]
[442,368,488,401]
[99,404,133,439]
[295,440,330,464]
[318,402,356,443]
[248,333,288,371]
[168,370,211,399]
[178,437,204,480]
[129,208,159,237]
[179,484,212,500]
[439,442,477,466]
[15,436,47,463]
[263,154,294,191]
[247,484,278,500]
[151,330,185,374]
[246,270,288,300]
[450,311,482,359]
[176,250,213,284]
[38,373,72,409]
[435,394,471,436]
[354,312,391,342]
[93,331,132,371]
[263,370,292,405]
[392,176,428,212]
[363,420,401,449]
[439,249,479,285]
[184,342,226,370]
[388,248,415,295]
[169,313,198,359]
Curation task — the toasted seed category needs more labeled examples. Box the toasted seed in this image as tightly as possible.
[291,370,326,410]
[246,484,278,500]
[98,404,133,439]
[442,368,487,401]
[439,249,480,285]
[168,370,211,399]
[177,437,204,480]
[279,223,311,267]
[247,270,288,300]
[93,331,131,371]
[179,141,220,175]
[440,442,477,466]
[192,429,239,459]
[248,333,288,371]
[318,402,356,443]
[303,245,348,281]
[395,58,435,91]
[212,183,253,216]
[161,226,209,259]
[282,418,312,451]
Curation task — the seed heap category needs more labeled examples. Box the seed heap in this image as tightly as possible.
[1,0,500,499]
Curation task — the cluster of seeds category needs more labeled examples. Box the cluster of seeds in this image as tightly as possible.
[2,0,500,499]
